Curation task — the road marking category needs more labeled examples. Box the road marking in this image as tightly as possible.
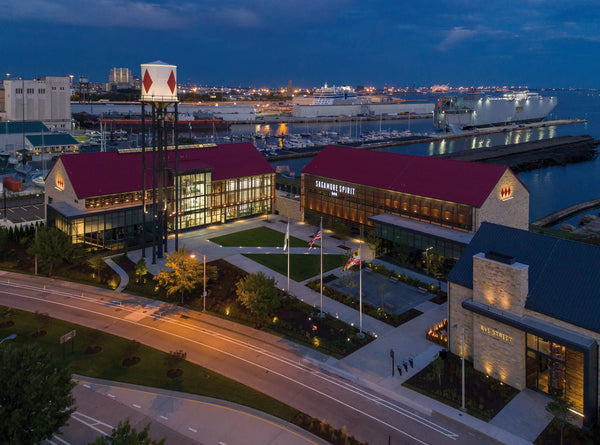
[107,393,116,398]
[0,284,457,443]
[219,442,228,445]
[51,435,71,445]
[159,415,169,420]
[83,384,91,388]
[71,411,113,436]
[133,404,141,408]
[188,427,198,433]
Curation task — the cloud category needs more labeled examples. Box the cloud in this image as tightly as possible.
[438,27,478,50]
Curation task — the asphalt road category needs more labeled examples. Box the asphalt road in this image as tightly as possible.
[0,272,495,445]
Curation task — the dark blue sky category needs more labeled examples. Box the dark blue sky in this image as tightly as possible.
[2,0,599,88]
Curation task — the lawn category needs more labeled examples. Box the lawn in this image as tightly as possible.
[0,306,299,422]
[209,226,308,248]
[243,253,347,281]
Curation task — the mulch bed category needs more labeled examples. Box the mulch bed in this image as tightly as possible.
[122,357,141,367]
[167,369,183,378]
[31,330,46,338]
[85,345,102,355]
[404,353,518,421]
[0,321,14,328]
[430,293,448,305]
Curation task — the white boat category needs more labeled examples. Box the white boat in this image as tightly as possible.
[313,84,359,105]
[434,90,557,130]
[31,175,45,188]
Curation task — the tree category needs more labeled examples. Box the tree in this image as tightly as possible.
[432,356,445,386]
[365,230,382,259]
[34,310,50,336]
[153,248,203,304]
[0,344,75,443]
[236,271,280,326]
[135,258,148,283]
[88,255,106,279]
[331,220,351,245]
[545,397,575,445]
[27,228,74,277]
[88,419,165,445]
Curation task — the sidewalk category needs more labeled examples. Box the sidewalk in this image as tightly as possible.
[120,216,548,444]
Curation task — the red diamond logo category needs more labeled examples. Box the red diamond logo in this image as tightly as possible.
[142,70,153,93]
[167,70,176,94]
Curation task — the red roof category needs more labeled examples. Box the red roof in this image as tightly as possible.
[301,145,516,207]
[59,142,274,199]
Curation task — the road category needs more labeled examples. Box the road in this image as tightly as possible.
[0,271,495,445]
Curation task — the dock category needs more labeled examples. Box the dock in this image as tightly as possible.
[532,198,600,228]
[437,135,599,172]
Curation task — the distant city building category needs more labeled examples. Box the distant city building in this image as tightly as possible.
[2,77,71,131]
[287,80,293,97]
[109,67,132,84]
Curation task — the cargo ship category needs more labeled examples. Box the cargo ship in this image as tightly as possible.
[433,90,557,131]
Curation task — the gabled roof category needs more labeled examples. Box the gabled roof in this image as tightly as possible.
[0,121,50,134]
[57,142,274,199]
[448,222,600,334]
[27,133,78,147]
[301,145,516,207]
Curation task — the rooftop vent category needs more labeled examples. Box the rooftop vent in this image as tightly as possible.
[485,251,515,265]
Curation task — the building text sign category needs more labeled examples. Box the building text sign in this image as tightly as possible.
[480,325,513,344]
[315,180,355,197]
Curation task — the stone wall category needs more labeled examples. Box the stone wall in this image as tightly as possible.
[473,253,528,316]
[476,169,529,231]
[448,282,475,360]
[274,194,303,221]
[473,314,526,389]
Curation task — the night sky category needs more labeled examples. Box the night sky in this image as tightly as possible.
[1,0,599,88]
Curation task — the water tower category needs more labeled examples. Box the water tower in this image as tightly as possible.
[140,61,180,264]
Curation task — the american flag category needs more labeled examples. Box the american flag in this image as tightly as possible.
[308,222,322,250]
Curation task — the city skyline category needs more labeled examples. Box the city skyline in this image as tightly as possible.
[1,1,599,88]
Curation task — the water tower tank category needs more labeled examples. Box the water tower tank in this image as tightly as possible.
[140,61,178,103]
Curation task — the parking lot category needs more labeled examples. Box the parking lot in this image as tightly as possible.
[1,203,45,224]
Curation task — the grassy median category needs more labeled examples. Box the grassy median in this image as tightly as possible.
[0,306,299,422]
[209,226,308,248]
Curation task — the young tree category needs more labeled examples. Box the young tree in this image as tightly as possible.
[365,230,382,259]
[236,271,280,327]
[135,257,148,283]
[88,255,106,279]
[164,349,187,369]
[432,356,445,386]
[0,345,75,443]
[34,310,50,336]
[27,228,74,277]
[153,248,205,304]
[88,419,165,445]
[545,397,575,445]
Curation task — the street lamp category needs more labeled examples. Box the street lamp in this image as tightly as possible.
[190,253,207,312]
[0,333,16,345]
[452,323,466,411]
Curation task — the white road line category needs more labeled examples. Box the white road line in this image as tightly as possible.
[0,285,457,443]
[51,435,71,445]
[107,393,116,398]
[83,384,91,388]
[133,404,141,408]
[188,427,198,433]
[159,415,169,420]
[71,412,113,436]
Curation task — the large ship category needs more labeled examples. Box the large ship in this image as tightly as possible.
[433,90,557,131]
[312,84,360,105]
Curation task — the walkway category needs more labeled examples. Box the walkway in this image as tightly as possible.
[531,197,600,227]
[121,216,550,444]
[104,256,129,293]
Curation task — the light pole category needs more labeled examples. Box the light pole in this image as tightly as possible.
[0,333,16,345]
[190,253,207,312]
[452,323,466,411]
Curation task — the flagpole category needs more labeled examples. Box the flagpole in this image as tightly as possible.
[359,225,363,335]
[320,217,323,317]
[286,217,291,295]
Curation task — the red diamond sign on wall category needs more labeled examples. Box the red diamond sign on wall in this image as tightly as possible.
[167,71,176,94]
[143,70,153,94]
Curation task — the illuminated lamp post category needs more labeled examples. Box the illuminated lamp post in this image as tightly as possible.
[452,323,466,411]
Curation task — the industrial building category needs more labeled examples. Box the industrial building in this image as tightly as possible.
[448,222,600,427]
[301,145,529,262]
[45,142,275,249]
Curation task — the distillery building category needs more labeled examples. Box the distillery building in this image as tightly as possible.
[448,222,600,427]
[45,142,275,248]
[301,145,529,261]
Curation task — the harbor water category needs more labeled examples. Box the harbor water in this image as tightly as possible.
[267,90,600,224]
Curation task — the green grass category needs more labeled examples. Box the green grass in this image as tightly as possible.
[209,227,308,248]
[0,306,299,422]
[243,254,347,281]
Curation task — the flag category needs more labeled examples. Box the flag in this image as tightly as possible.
[343,248,361,271]
[283,221,290,252]
[308,222,322,250]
